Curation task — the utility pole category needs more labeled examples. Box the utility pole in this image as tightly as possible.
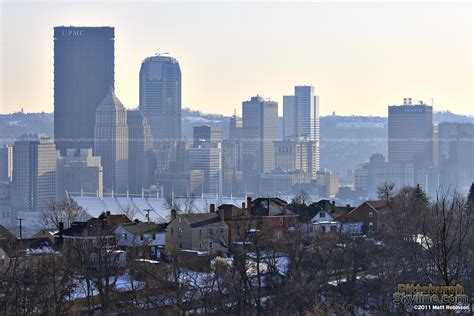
[17,218,24,239]
[145,209,151,224]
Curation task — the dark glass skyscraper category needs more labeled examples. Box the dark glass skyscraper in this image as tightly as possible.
[139,55,182,142]
[54,26,115,155]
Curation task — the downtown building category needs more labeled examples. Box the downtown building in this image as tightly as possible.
[354,153,415,198]
[54,26,115,155]
[187,145,222,196]
[127,110,154,194]
[437,122,474,193]
[242,96,278,193]
[94,88,129,194]
[12,134,58,226]
[139,55,182,143]
[56,148,103,200]
[0,145,13,182]
[388,98,435,195]
[282,85,320,172]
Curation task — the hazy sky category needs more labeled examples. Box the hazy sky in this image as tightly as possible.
[0,1,472,116]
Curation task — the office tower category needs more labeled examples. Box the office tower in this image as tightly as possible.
[56,148,103,200]
[229,114,243,140]
[94,88,129,194]
[283,96,296,138]
[242,96,278,175]
[12,134,58,219]
[54,26,115,155]
[388,98,433,167]
[274,137,319,179]
[354,154,415,198]
[127,111,153,194]
[193,125,222,147]
[0,145,13,182]
[139,55,182,142]
[438,122,474,192]
[187,145,222,195]
[283,86,320,141]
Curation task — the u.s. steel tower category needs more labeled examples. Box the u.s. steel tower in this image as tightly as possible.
[54,26,115,155]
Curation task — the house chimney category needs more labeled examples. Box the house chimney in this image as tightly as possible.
[106,211,111,216]
[346,204,351,208]
[59,222,64,233]
[171,209,177,221]
[218,208,225,222]
[134,219,140,224]
[210,203,216,213]
[246,196,252,211]
[241,202,246,209]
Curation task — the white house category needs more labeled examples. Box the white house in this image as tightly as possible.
[115,222,166,259]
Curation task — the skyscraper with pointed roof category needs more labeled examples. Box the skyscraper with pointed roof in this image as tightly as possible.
[94,88,129,194]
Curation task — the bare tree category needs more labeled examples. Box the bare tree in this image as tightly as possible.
[41,199,84,229]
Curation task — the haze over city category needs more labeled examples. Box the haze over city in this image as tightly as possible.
[1,0,472,116]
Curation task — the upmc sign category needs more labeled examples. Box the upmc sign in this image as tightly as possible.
[62,30,84,36]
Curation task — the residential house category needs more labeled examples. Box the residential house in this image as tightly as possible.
[31,228,58,244]
[165,209,228,254]
[0,238,57,273]
[346,200,389,235]
[115,222,167,259]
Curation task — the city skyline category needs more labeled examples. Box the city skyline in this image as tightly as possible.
[1,1,472,116]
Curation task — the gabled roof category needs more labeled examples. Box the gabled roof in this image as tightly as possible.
[118,222,167,235]
[180,213,227,228]
[105,214,132,225]
[348,200,388,215]
[0,225,15,240]
[250,197,295,217]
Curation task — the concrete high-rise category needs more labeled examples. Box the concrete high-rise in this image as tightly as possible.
[274,137,319,179]
[139,55,182,142]
[56,148,103,199]
[12,134,58,223]
[127,111,153,194]
[388,98,433,167]
[54,26,115,155]
[0,145,13,182]
[94,88,129,194]
[242,96,278,175]
[283,85,320,141]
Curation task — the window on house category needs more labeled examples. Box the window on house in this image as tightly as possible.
[220,228,224,234]
[179,243,182,249]
[209,241,213,249]
[178,228,182,236]
[209,228,213,235]
[199,229,202,235]
[279,217,284,225]
[369,222,373,230]
[140,235,144,241]
[320,212,326,218]
[369,212,373,218]
[123,233,127,240]
[152,234,156,240]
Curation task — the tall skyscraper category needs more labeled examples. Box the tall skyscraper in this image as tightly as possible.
[283,85,320,177]
[139,55,182,142]
[283,85,320,141]
[0,145,13,182]
[388,98,433,167]
[54,26,115,155]
[127,111,153,194]
[12,134,58,220]
[94,88,129,194]
[229,114,243,140]
[56,148,103,200]
[242,96,278,192]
